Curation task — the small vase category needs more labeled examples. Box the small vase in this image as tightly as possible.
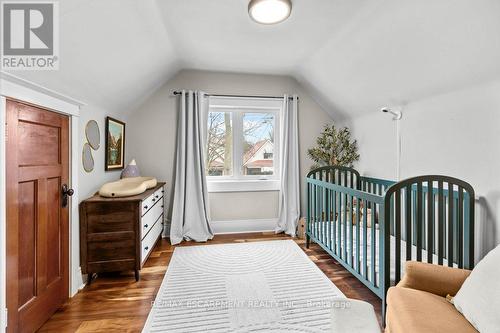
[121,159,140,178]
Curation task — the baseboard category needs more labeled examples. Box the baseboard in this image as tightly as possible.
[162,218,171,236]
[76,267,86,294]
[210,218,278,234]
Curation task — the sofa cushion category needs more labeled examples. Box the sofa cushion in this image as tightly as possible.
[453,244,500,333]
[386,287,477,333]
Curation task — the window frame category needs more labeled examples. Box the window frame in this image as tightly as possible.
[206,96,282,192]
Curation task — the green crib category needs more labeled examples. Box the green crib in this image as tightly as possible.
[305,166,475,320]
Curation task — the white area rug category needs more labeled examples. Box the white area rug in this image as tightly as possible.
[142,240,345,332]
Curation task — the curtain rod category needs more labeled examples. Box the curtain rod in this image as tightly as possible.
[172,90,298,100]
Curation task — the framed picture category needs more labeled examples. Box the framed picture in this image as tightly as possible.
[105,117,125,171]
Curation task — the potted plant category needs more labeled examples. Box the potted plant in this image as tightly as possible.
[307,123,359,169]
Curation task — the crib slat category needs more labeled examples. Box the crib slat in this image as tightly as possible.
[464,191,474,269]
[448,182,454,267]
[363,199,368,279]
[313,184,316,240]
[438,181,444,265]
[307,182,311,240]
[337,190,341,256]
[371,204,376,285]
[329,170,334,251]
[405,185,412,261]
[324,186,327,245]
[333,190,337,255]
[321,186,324,245]
[395,189,401,283]
[343,192,347,262]
[342,172,347,261]
[316,184,320,241]
[427,180,434,263]
[313,183,316,240]
[412,190,417,245]
[349,195,354,266]
[356,196,361,273]
[457,187,464,268]
[327,189,332,251]
[322,186,325,244]
[416,182,423,261]
[311,173,316,241]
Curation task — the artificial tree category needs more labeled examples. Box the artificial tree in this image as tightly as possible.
[307,123,360,169]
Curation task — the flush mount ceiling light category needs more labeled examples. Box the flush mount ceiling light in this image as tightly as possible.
[248,0,292,25]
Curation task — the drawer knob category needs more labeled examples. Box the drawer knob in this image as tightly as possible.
[144,205,148,210]
[144,246,149,251]
[152,198,156,202]
[155,195,159,198]
[161,205,164,208]
[144,224,148,228]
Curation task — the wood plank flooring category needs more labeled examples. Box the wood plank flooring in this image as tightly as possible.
[39,233,381,332]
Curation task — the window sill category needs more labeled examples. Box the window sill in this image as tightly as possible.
[207,180,280,193]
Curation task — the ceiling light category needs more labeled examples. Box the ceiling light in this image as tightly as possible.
[248,0,292,25]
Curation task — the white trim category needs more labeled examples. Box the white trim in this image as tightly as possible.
[69,116,84,295]
[0,75,82,333]
[207,180,280,192]
[210,218,278,234]
[0,72,86,109]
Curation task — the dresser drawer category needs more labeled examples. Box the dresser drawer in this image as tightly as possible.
[141,218,163,264]
[152,187,164,202]
[141,201,163,240]
[141,186,164,216]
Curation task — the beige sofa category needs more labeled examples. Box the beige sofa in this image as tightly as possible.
[385,261,477,333]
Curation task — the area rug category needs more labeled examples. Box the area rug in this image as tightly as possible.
[142,240,345,332]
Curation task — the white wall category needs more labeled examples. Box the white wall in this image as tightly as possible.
[79,105,125,200]
[126,69,334,228]
[75,104,126,290]
[347,79,500,259]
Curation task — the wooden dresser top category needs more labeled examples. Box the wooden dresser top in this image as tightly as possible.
[82,182,166,203]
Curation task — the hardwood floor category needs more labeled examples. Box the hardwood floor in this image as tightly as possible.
[39,233,382,332]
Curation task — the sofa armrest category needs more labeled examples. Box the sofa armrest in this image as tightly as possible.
[397,261,471,297]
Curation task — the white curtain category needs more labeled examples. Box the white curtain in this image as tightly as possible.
[170,90,214,245]
[276,95,300,236]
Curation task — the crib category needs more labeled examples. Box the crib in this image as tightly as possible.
[305,166,475,317]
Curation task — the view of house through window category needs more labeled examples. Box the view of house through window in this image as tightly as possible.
[205,100,280,182]
[243,113,275,176]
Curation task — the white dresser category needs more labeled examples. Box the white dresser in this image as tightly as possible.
[140,185,165,264]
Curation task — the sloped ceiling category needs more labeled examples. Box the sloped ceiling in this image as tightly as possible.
[8,0,500,119]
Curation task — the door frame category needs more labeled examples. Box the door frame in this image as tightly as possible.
[0,72,84,332]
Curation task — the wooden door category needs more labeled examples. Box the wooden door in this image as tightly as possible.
[6,99,70,333]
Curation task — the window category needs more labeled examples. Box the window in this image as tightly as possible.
[206,97,282,192]
[243,112,275,176]
[206,111,232,176]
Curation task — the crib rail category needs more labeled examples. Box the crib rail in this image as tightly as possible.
[360,176,396,195]
[306,171,386,298]
[382,176,475,290]
[307,165,360,189]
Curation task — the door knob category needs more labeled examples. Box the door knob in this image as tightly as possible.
[62,184,74,208]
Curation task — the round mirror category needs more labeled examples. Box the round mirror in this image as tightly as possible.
[82,143,94,172]
[85,120,100,150]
